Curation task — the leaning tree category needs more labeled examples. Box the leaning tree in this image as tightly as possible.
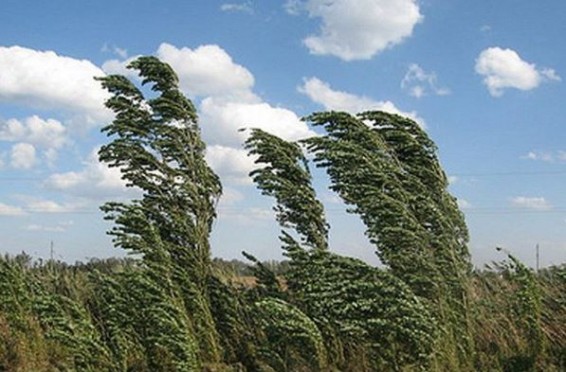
[245,111,475,370]
[96,57,223,366]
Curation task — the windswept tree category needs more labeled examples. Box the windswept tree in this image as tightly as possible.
[244,124,438,370]
[96,56,223,364]
[304,111,474,369]
[244,128,329,250]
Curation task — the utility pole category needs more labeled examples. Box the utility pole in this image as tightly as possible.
[50,240,54,261]
[536,243,540,273]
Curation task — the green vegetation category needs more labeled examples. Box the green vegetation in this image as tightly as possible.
[1,57,564,371]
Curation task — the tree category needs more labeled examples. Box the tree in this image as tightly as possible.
[244,128,329,250]
[97,56,223,365]
[304,111,474,368]
[244,122,438,370]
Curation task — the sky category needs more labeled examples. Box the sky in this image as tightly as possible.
[0,0,565,268]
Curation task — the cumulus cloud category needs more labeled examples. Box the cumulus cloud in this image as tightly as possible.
[157,43,257,101]
[401,64,450,98]
[11,143,37,169]
[0,45,111,120]
[45,147,135,200]
[298,0,422,61]
[206,145,257,185]
[0,116,70,167]
[201,98,315,146]
[101,56,140,79]
[475,47,561,96]
[299,77,425,126]
[0,116,68,148]
[511,196,552,211]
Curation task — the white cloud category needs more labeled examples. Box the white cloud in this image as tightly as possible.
[511,196,552,211]
[200,98,315,147]
[206,145,256,184]
[475,47,561,96]
[103,43,257,103]
[220,2,253,14]
[0,202,25,216]
[523,151,554,162]
[401,64,450,98]
[301,0,422,61]
[1,116,69,167]
[11,143,37,169]
[25,199,82,214]
[45,147,135,200]
[157,43,257,101]
[299,77,425,126]
[101,56,140,79]
[522,150,566,163]
[0,116,68,149]
[0,45,111,120]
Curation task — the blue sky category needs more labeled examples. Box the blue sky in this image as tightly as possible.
[0,0,565,268]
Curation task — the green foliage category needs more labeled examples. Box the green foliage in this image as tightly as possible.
[206,273,262,371]
[303,111,471,297]
[244,121,438,370]
[241,251,283,298]
[1,57,564,372]
[0,254,113,371]
[472,249,545,371]
[97,56,223,363]
[244,128,329,250]
[303,111,474,368]
[538,265,566,370]
[284,240,436,370]
[255,298,328,371]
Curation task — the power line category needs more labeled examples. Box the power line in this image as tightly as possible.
[449,170,566,177]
